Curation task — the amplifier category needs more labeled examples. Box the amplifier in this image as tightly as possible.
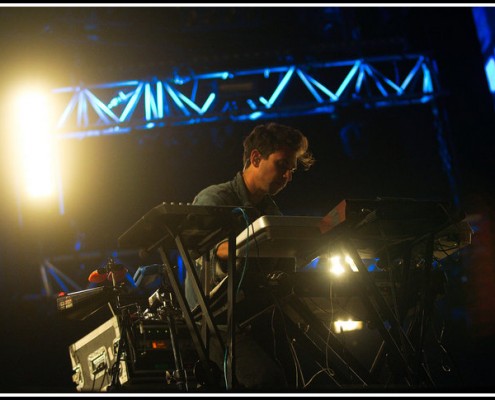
[68,315,197,392]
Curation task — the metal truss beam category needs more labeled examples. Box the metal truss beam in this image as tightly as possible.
[52,54,439,139]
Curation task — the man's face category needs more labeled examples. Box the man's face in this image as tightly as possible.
[257,146,298,196]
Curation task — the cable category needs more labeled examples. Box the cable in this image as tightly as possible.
[223,347,229,389]
[304,361,339,389]
[270,304,291,384]
[99,367,111,392]
[426,280,465,384]
[220,207,252,390]
[327,280,335,374]
[228,207,251,389]
[302,281,339,389]
[91,369,97,392]
[270,294,306,388]
[232,207,252,295]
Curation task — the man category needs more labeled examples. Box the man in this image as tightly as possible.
[185,122,315,390]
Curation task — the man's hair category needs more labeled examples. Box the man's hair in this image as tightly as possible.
[243,122,315,170]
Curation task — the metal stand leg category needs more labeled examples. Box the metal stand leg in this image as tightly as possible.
[158,244,223,390]
[160,291,188,392]
[107,305,133,392]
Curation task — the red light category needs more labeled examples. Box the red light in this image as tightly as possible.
[151,340,167,349]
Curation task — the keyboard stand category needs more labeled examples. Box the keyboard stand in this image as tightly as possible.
[231,199,467,388]
[118,202,256,390]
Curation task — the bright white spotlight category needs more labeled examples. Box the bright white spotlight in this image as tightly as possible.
[345,255,359,272]
[329,255,345,275]
[329,254,359,275]
[13,88,57,198]
[334,319,363,333]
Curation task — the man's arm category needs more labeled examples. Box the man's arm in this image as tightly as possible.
[193,188,234,262]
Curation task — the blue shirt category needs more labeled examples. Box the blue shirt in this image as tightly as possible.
[185,172,283,309]
[192,171,282,218]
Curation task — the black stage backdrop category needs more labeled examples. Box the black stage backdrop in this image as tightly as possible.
[0,6,494,393]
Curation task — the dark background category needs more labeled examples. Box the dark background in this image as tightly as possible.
[0,6,494,393]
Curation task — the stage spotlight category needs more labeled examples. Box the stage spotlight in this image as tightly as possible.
[329,255,345,275]
[333,319,364,333]
[328,254,359,276]
[12,87,58,199]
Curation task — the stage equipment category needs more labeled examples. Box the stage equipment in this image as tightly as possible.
[69,315,121,392]
[118,202,258,390]
[133,264,164,289]
[87,259,129,284]
[236,198,470,263]
[57,258,134,321]
[57,286,118,321]
[114,198,471,390]
[61,255,199,392]
[235,215,325,268]
[231,198,471,388]
[68,310,197,392]
[53,55,439,140]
